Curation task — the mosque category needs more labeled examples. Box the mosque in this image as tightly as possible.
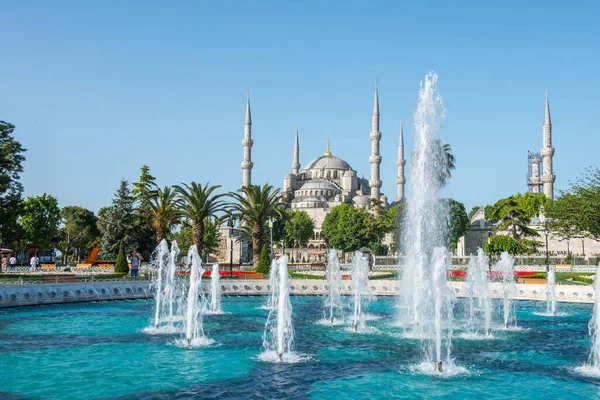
[239,84,405,251]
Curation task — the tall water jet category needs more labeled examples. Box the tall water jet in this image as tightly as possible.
[398,72,457,373]
[262,256,294,362]
[581,266,600,373]
[264,259,279,310]
[466,248,492,336]
[350,251,370,332]
[166,242,181,326]
[324,249,343,324]
[209,263,221,313]
[183,245,209,346]
[547,268,557,316]
[152,240,169,329]
[496,252,516,329]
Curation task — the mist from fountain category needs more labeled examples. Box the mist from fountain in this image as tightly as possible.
[324,249,343,324]
[398,72,458,374]
[547,268,557,316]
[209,263,222,313]
[261,256,295,363]
[263,259,279,311]
[180,245,213,347]
[466,248,492,336]
[350,251,370,332]
[495,252,516,329]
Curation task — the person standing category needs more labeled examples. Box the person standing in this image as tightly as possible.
[130,251,141,279]
[30,254,39,272]
[1,255,7,272]
[9,255,17,271]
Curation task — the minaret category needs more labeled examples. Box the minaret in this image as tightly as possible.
[540,88,555,199]
[241,92,254,190]
[292,124,300,174]
[369,81,382,200]
[396,119,406,202]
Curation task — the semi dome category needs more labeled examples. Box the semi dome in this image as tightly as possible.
[352,195,371,205]
[299,179,338,190]
[304,155,351,171]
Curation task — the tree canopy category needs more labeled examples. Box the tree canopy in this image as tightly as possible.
[20,194,61,249]
[444,198,470,250]
[321,204,372,253]
[284,210,315,249]
[0,121,26,245]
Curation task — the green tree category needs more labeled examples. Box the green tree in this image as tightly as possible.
[468,206,480,220]
[114,239,129,275]
[444,199,470,251]
[256,244,271,274]
[60,206,100,262]
[0,121,26,245]
[229,184,284,268]
[203,218,221,259]
[546,193,590,245]
[321,204,371,253]
[132,165,157,205]
[98,180,154,258]
[174,182,228,258]
[141,186,181,244]
[513,192,548,218]
[284,210,315,259]
[171,225,193,252]
[484,235,523,255]
[20,194,61,249]
[491,196,539,239]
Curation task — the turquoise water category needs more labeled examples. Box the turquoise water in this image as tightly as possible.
[1,296,599,399]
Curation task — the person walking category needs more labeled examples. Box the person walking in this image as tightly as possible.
[130,251,141,279]
[9,255,17,271]
[1,255,8,272]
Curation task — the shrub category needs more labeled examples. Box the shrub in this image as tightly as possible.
[114,240,129,275]
[573,275,594,284]
[256,244,271,274]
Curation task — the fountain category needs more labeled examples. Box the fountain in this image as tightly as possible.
[149,240,185,332]
[261,255,294,363]
[576,265,600,376]
[547,268,557,316]
[209,263,222,313]
[398,72,457,373]
[350,251,369,332]
[182,245,211,346]
[324,249,343,324]
[466,248,492,336]
[264,259,279,311]
[496,252,516,329]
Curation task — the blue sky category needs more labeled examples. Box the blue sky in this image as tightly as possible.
[1,0,599,213]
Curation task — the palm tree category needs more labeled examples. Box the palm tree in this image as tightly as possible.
[491,196,539,239]
[174,182,228,258]
[141,186,182,244]
[229,184,284,268]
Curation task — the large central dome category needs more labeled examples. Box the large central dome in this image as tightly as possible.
[303,154,351,171]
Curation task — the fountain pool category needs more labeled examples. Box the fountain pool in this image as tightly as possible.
[0,296,598,399]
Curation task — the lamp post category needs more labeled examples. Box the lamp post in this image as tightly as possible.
[227,218,234,278]
[487,231,492,273]
[544,221,549,273]
[268,217,274,261]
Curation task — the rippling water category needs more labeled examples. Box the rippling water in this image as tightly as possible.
[0,297,599,399]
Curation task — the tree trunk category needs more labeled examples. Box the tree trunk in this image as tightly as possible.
[192,220,205,259]
[155,229,164,245]
[252,222,263,268]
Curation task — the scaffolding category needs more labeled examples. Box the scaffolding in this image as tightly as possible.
[526,151,543,194]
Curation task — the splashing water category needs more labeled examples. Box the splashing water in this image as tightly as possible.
[398,72,457,373]
[263,259,279,311]
[147,240,185,333]
[261,256,295,363]
[181,245,213,347]
[350,251,370,332]
[324,249,343,324]
[209,263,222,313]
[466,248,492,336]
[547,268,557,316]
[495,252,516,329]
[576,265,600,377]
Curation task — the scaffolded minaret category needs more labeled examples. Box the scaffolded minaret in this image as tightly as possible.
[396,119,406,202]
[541,89,555,199]
[369,82,382,200]
[241,93,254,190]
[292,124,300,175]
